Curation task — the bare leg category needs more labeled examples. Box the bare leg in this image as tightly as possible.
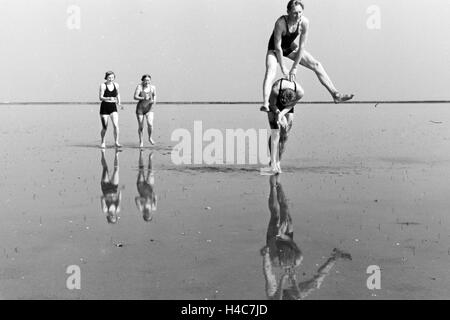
[261,51,279,111]
[137,149,145,183]
[277,114,294,172]
[297,248,352,299]
[110,112,121,147]
[270,129,280,171]
[136,114,144,148]
[146,111,154,144]
[288,50,354,103]
[111,149,120,185]
[100,115,109,148]
[100,149,109,182]
[261,174,281,299]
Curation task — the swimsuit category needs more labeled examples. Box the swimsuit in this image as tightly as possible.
[136,85,154,115]
[100,83,118,115]
[101,182,120,212]
[269,79,297,130]
[267,16,301,57]
[276,79,296,114]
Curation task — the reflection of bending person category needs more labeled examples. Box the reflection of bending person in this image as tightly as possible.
[100,149,122,224]
[261,78,303,175]
[260,175,351,300]
[135,150,157,222]
[261,0,353,111]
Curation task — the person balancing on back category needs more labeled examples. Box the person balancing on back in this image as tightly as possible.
[261,0,354,112]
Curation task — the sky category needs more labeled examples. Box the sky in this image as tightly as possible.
[0,0,449,102]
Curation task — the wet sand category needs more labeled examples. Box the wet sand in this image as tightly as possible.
[0,103,449,299]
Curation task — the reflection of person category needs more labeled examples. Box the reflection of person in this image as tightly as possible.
[261,175,352,300]
[261,78,303,175]
[134,74,157,148]
[99,71,122,149]
[261,0,353,112]
[135,150,157,222]
[100,149,122,224]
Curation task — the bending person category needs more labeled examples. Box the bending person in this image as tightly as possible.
[261,78,303,175]
[261,0,353,112]
[134,74,157,148]
[99,71,122,148]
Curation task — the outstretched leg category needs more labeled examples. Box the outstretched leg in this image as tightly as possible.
[297,248,352,299]
[289,50,354,103]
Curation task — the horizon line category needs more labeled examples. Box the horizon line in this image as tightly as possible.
[0,100,449,106]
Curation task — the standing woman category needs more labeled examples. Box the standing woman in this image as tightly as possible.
[99,71,122,148]
[134,74,157,148]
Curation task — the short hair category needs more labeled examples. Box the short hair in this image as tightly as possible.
[104,71,115,80]
[141,74,151,81]
[275,238,303,268]
[142,209,153,222]
[106,213,118,224]
[279,88,297,105]
[287,0,304,11]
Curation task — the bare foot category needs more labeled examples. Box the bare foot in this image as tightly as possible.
[149,137,155,145]
[276,162,282,173]
[260,166,280,176]
[100,142,106,149]
[333,93,354,104]
[114,143,122,148]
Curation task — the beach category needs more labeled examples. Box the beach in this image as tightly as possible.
[0,103,449,299]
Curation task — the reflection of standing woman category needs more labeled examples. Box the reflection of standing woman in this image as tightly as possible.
[99,71,122,149]
[135,150,157,222]
[134,74,157,148]
[100,149,122,224]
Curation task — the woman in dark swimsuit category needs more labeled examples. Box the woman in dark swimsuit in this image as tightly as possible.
[261,0,353,112]
[99,71,122,148]
[134,74,157,148]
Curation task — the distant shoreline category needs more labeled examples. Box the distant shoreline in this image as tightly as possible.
[0,100,448,106]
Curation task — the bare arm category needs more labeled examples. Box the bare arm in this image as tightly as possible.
[134,85,145,101]
[290,18,309,78]
[273,19,289,77]
[279,81,303,118]
[151,85,157,104]
[268,81,281,114]
[115,83,121,105]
